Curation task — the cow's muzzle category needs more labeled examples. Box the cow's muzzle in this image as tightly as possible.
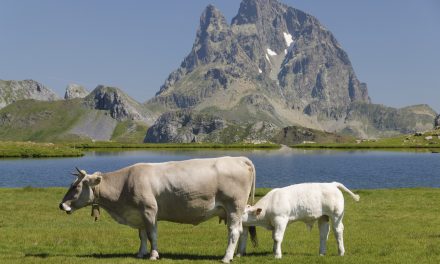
[59,203,72,214]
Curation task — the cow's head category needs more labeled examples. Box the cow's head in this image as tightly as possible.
[242,205,263,224]
[59,167,102,214]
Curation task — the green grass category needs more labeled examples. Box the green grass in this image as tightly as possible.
[0,99,87,142]
[0,141,83,157]
[0,188,439,263]
[293,129,440,149]
[110,121,149,143]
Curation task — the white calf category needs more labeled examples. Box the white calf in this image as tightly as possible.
[239,182,359,258]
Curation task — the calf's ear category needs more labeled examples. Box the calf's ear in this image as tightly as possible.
[84,174,102,187]
[256,208,262,215]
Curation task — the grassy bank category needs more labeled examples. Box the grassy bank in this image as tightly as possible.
[293,130,440,149]
[0,141,280,158]
[0,187,439,263]
[0,141,83,158]
[66,141,281,150]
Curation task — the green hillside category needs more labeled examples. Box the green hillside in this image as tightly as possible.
[0,99,87,142]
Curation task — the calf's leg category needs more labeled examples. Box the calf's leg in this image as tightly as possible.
[137,229,148,258]
[332,214,345,256]
[272,217,288,259]
[318,215,330,256]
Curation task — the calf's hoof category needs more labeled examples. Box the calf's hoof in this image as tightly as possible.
[274,253,282,259]
[221,257,232,263]
[149,250,159,260]
[137,252,146,258]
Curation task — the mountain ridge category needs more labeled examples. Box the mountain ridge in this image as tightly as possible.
[0,0,437,142]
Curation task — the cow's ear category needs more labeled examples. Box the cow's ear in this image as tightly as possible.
[256,208,262,215]
[84,174,102,187]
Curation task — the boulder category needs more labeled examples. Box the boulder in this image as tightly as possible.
[64,84,89,99]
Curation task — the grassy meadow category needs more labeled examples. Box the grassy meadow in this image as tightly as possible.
[0,188,439,263]
[0,141,83,158]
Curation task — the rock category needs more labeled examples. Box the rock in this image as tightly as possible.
[144,110,226,143]
[435,115,440,127]
[425,136,433,140]
[64,84,89,99]
[84,85,155,124]
[0,79,60,109]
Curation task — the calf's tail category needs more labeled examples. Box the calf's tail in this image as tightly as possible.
[249,226,258,247]
[333,182,360,202]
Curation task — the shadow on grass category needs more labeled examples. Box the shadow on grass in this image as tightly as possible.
[26,251,278,260]
[25,252,136,259]
[26,252,222,260]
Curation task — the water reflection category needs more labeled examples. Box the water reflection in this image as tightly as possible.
[0,148,439,189]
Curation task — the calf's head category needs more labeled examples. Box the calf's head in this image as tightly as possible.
[242,205,263,223]
[59,167,102,214]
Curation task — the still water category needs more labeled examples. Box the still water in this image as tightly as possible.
[0,148,439,189]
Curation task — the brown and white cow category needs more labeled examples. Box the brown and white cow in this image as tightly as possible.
[59,156,256,263]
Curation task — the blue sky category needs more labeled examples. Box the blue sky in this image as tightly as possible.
[0,0,439,112]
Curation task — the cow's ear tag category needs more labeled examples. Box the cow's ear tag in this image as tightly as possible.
[256,208,262,215]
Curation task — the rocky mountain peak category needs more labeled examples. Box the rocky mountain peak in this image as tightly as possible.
[0,79,59,109]
[199,5,229,36]
[147,0,429,139]
[64,83,89,100]
[233,0,284,25]
[85,85,153,123]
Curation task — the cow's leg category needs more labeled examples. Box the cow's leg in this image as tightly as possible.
[332,214,345,256]
[272,217,288,259]
[146,223,159,260]
[137,229,148,258]
[318,215,330,256]
[142,206,159,260]
[236,226,248,257]
[222,211,243,263]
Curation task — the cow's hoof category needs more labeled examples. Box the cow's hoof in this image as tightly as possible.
[274,254,282,259]
[319,253,326,256]
[137,252,146,258]
[235,253,244,258]
[149,250,159,260]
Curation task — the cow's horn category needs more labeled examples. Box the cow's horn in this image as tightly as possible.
[73,167,87,178]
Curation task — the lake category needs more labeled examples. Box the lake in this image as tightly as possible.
[0,148,439,189]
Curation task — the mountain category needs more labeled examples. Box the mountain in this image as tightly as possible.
[145,0,435,139]
[0,0,436,143]
[0,85,156,142]
[0,79,60,109]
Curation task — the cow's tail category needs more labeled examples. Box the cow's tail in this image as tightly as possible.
[333,182,360,202]
[249,226,258,247]
[244,159,256,205]
[245,159,258,247]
